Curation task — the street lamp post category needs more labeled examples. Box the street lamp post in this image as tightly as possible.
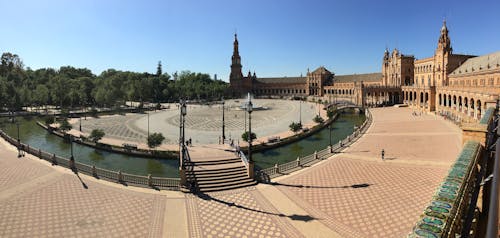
[247,98,254,179]
[16,121,21,158]
[147,111,150,139]
[222,97,225,144]
[299,99,302,125]
[329,124,332,153]
[79,116,82,131]
[69,135,75,171]
[179,100,187,186]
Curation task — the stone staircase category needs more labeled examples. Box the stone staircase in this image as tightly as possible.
[185,157,256,192]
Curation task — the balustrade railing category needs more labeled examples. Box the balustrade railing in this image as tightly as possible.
[0,129,180,190]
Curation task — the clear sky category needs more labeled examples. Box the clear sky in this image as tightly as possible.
[1,0,499,80]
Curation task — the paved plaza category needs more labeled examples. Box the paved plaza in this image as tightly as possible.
[0,107,464,237]
[74,99,319,147]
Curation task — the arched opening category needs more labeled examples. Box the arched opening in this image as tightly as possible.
[420,92,424,104]
[458,96,462,112]
[425,92,429,106]
[438,94,442,106]
[477,100,482,119]
[470,98,475,117]
[453,95,457,110]
[448,95,452,107]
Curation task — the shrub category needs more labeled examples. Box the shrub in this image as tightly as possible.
[313,115,324,123]
[89,129,105,143]
[241,131,257,142]
[147,133,165,149]
[289,122,303,133]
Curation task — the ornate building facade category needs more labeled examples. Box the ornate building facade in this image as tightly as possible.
[402,21,500,122]
[229,21,500,122]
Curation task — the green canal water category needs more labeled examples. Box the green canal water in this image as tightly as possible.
[0,111,364,177]
[0,117,180,178]
[253,111,366,169]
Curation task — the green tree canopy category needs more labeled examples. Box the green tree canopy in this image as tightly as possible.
[147,132,165,149]
[59,119,72,133]
[241,131,257,142]
[289,122,303,133]
[89,129,105,143]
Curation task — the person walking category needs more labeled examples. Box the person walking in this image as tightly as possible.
[381,149,385,161]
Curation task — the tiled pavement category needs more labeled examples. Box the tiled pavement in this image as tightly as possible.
[0,107,464,237]
[186,188,302,238]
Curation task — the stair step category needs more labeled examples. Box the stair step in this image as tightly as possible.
[196,176,251,186]
[196,177,254,189]
[198,180,257,193]
[187,170,248,180]
[187,166,246,175]
[186,158,241,166]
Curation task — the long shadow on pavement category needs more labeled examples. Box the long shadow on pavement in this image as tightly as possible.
[194,191,316,222]
[268,182,372,189]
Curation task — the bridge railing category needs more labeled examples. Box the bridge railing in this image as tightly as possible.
[255,108,372,182]
[0,129,180,190]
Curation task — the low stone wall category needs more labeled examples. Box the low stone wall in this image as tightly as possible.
[255,109,372,182]
[36,121,178,159]
[0,129,180,190]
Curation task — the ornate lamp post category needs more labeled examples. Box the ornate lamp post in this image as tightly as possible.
[79,116,82,131]
[147,111,150,139]
[179,99,188,186]
[16,120,21,158]
[222,97,225,144]
[299,99,302,125]
[69,135,75,171]
[329,124,333,153]
[246,98,254,178]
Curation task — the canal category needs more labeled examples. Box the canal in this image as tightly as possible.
[253,110,366,169]
[0,110,364,177]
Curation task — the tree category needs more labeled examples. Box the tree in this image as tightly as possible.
[241,131,257,142]
[313,115,324,123]
[289,122,303,133]
[147,132,165,149]
[89,129,105,143]
[327,107,336,119]
[156,61,162,76]
[59,119,72,133]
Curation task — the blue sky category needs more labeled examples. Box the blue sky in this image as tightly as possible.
[1,0,499,80]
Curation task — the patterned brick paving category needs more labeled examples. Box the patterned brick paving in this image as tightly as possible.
[186,188,302,238]
[0,156,53,191]
[0,174,165,238]
[278,158,448,237]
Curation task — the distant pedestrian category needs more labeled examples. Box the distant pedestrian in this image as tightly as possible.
[381,149,385,161]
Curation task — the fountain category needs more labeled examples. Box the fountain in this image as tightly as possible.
[238,93,269,111]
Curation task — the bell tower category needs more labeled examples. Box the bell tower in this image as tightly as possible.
[230,34,243,84]
[435,20,452,86]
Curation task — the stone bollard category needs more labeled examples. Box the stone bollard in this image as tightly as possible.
[329,145,333,153]
[148,174,152,187]
[39,149,42,158]
[314,151,318,160]
[92,165,97,177]
[274,164,279,174]
[296,157,301,167]
[52,154,57,165]
[118,170,123,182]
[348,136,351,142]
